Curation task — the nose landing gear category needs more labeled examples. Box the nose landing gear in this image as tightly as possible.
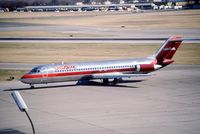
[30,84,34,89]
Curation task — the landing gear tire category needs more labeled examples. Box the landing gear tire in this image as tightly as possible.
[103,78,109,84]
[113,78,120,85]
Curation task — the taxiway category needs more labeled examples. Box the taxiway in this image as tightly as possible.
[0,65,200,134]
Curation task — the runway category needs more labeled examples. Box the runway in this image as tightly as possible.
[0,37,199,43]
[0,63,39,70]
[0,65,200,134]
[1,24,200,38]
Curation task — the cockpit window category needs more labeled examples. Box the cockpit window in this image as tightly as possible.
[30,68,37,73]
[30,67,41,73]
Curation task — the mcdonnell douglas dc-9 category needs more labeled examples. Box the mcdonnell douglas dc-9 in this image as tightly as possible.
[21,36,183,88]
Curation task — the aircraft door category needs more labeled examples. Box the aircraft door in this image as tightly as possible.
[41,67,49,82]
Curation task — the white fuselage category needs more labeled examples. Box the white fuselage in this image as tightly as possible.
[21,57,157,84]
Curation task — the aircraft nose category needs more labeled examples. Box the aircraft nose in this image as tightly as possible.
[21,74,28,80]
[20,74,30,84]
[20,75,25,83]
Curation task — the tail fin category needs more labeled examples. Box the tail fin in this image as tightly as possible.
[154,36,183,66]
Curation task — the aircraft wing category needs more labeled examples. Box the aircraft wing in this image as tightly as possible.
[92,72,151,79]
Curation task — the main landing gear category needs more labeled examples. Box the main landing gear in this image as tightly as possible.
[113,78,120,85]
[102,78,120,85]
[103,78,109,84]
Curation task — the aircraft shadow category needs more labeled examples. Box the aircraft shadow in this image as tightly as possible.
[76,80,145,88]
[0,128,26,134]
[4,80,145,91]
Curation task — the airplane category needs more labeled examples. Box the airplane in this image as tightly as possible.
[20,36,183,88]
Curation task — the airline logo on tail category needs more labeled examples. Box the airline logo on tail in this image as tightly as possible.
[163,47,176,51]
[155,36,183,66]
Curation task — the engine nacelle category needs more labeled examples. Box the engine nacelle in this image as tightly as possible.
[135,64,162,72]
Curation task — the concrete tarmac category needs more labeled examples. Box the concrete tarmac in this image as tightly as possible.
[0,65,200,134]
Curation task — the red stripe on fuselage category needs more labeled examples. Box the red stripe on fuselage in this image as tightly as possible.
[22,68,135,79]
